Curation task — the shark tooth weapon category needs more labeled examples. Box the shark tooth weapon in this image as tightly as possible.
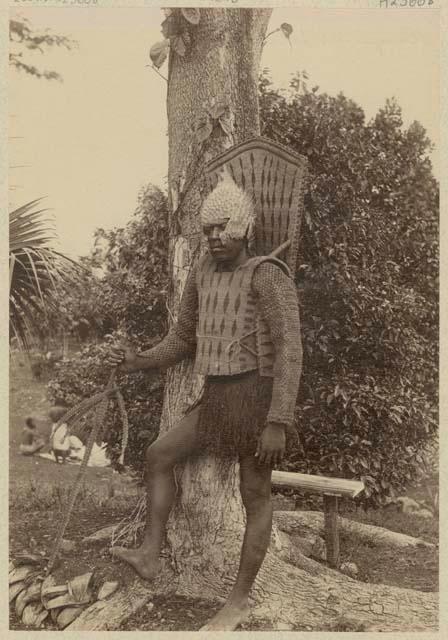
[46,368,127,573]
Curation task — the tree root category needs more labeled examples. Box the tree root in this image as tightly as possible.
[67,578,152,630]
[149,548,438,632]
[70,519,437,631]
[248,551,437,631]
[274,510,435,549]
[72,504,437,631]
[75,508,437,631]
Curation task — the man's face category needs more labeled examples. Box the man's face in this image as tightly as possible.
[203,219,246,264]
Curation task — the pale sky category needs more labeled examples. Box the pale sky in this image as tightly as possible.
[9,6,440,259]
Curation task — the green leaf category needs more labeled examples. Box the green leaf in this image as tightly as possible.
[181,8,200,25]
[171,35,186,57]
[161,16,179,39]
[359,457,369,469]
[149,40,169,69]
[218,116,232,137]
[208,101,227,120]
[9,201,81,350]
[280,23,293,39]
[194,115,213,143]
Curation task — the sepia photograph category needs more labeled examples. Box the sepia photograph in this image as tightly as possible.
[7,0,440,633]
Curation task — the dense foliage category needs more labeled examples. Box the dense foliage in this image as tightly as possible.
[260,72,438,503]
[47,342,165,467]
[48,76,438,503]
[47,185,170,462]
[9,200,81,350]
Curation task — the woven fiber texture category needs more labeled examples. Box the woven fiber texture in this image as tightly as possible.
[194,255,261,376]
[141,258,302,428]
[200,173,255,243]
[252,261,302,427]
[140,265,198,368]
[204,138,308,272]
[196,370,273,458]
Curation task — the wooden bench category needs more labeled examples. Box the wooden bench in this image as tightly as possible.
[271,470,364,567]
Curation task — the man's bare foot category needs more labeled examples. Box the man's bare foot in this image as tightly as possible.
[199,601,249,631]
[111,546,160,581]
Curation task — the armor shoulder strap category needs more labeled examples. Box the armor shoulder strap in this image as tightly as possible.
[250,255,292,279]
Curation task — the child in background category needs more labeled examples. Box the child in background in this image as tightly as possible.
[68,434,85,462]
[48,406,71,464]
[19,417,45,456]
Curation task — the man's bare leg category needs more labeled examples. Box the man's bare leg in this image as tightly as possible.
[111,406,201,580]
[201,454,272,631]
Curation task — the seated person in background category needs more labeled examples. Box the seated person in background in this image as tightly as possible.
[19,417,45,456]
[67,434,85,462]
[48,406,71,464]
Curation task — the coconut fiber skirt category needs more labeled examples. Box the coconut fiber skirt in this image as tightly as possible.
[192,370,275,458]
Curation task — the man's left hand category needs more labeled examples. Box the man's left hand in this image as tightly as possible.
[255,422,286,467]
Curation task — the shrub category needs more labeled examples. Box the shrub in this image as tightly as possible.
[260,72,438,504]
[47,342,164,468]
[48,78,438,503]
[46,184,170,469]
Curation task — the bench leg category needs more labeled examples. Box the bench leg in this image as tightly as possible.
[324,495,340,568]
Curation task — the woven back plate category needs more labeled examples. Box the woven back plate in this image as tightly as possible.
[204,137,308,272]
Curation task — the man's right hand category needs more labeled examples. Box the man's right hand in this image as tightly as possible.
[105,342,142,373]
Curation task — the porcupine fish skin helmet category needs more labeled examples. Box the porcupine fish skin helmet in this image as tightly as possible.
[200,172,255,246]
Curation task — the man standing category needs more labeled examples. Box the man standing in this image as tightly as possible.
[108,161,303,631]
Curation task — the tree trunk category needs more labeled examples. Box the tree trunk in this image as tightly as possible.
[69,8,438,630]
[161,5,271,601]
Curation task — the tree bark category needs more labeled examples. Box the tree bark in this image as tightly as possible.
[161,5,271,602]
[69,8,438,631]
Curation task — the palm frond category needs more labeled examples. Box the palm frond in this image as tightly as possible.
[9,199,82,349]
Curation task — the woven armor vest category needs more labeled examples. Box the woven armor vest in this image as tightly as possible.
[194,254,290,377]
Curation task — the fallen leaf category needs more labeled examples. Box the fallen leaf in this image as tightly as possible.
[9,565,39,585]
[97,580,119,600]
[9,581,26,604]
[41,583,69,609]
[66,572,94,604]
[57,605,86,629]
[20,578,42,606]
[21,602,48,628]
[16,587,31,618]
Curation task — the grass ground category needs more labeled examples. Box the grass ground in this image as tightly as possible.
[9,353,439,631]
